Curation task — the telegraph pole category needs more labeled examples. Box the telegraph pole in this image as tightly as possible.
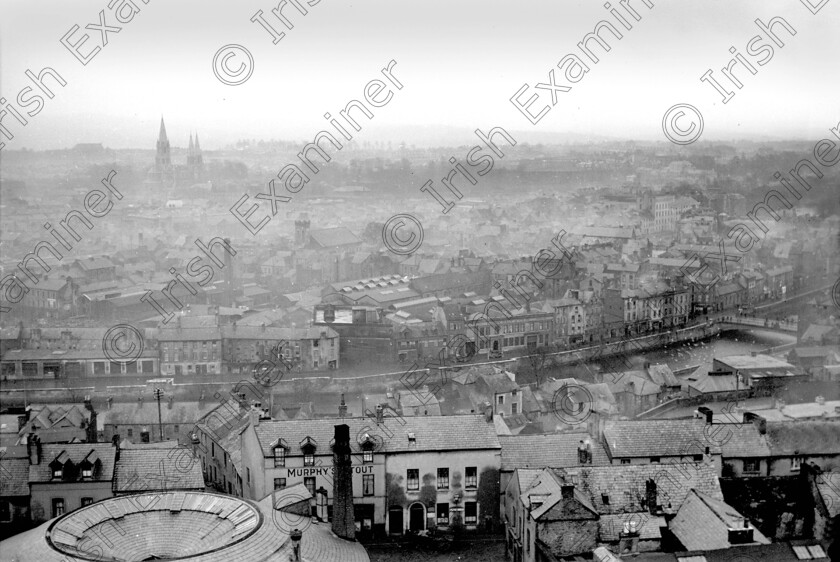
[154,388,164,441]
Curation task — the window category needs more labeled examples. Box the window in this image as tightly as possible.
[52,498,65,518]
[511,403,518,414]
[302,442,316,466]
[304,477,316,497]
[693,454,703,462]
[81,497,93,507]
[274,446,286,467]
[407,469,419,491]
[464,501,477,524]
[363,449,373,463]
[52,467,63,479]
[743,459,760,473]
[81,466,92,478]
[650,457,660,464]
[465,466,477,489]
[791,457,801,471]
[436,503,449,525]
[621,459,631,465]
[247,467,251,484]
[363,475,374,496]
[140,431,150,443]
[127,428,133,438]
[497,395,504,405]
[437,468,449,489]
[274,478,286,490]
[526,529,530,553]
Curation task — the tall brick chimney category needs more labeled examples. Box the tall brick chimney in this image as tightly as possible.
[332,424,355,541]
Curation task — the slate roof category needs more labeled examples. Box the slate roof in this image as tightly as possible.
[603,420,722,459]
[764,421,840,456]
[113,446,205,493]
[552,460,724,514]
[196,399,251,442]
[715,423,771,458]
[499,433,611,471]
[801,324,838,343]
[29,443,116,483]
[99,400,219,428]
[815,471,840,518]
[253,414,500,456]
[308,227,361,248]
[523,468,597,521]
[0,456,30,496]
[686,369,741,394]
[599,513,665,541]
[670,490,769,551]
[648,364,680,387]
[75,257,115,272]
[676,542,828,562]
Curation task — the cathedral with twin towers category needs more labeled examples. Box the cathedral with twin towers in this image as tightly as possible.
[148,116,205,185]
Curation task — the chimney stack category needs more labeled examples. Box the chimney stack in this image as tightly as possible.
[375,404,384,424]
[697,406,713,424]
[743,412,767,435]
[27,434,41,465]
[339,394,347,417]
[332,424,355,541]
[249,408,260,427]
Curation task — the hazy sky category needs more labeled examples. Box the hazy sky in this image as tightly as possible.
[1,0,838,150]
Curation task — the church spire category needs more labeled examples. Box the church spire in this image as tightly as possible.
[158,116,168,143]
[194,133,201,152]
[188,132,194,154]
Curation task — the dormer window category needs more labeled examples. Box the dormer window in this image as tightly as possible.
[272,440,288,467]
[53,467,63,479]
[300,437,317,467]
[360,434,376,463]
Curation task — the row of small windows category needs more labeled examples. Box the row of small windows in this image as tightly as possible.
[405,467,477,491]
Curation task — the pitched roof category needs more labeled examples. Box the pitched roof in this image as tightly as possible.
[499,433,610,471]
[552,460,723,514]
[670,489,769,551]
[308,227,361,248]
[715,423,771,458]
[113,446,205,493]
[0,456,30,496]
[764,421,840,456]
[29,443,116,483]
[603,420,722,459]
[648,364,680,387]
[815,471,840,518]
[253,414,500,456]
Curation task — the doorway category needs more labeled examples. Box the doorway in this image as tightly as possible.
[409,503,425,532]
[388,507,403,535]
